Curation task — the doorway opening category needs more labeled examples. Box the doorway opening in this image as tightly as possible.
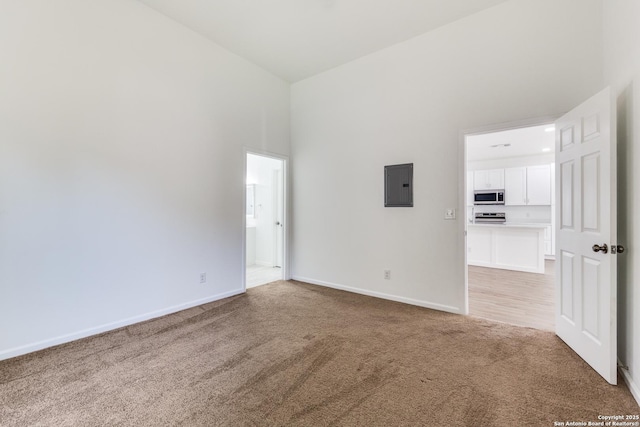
[245,152,286,289]
[465,122,556,331]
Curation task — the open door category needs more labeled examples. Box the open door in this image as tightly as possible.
[273,169,284,268]
[555,87,618,384]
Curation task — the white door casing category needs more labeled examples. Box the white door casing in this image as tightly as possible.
[555,87,617,384]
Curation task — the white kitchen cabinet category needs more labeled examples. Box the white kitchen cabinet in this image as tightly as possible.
[467,224,545,274]
[473,169,504,190]
[527,165,552,205]
[504,167,527,205]
[544,225,554,257]
[467,226,492,265]
[504,165,551,206]
[473,170,488,190]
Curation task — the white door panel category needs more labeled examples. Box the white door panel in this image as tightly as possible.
[555,87,617,384]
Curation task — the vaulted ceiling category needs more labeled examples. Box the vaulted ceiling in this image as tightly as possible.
[138,0,509,82]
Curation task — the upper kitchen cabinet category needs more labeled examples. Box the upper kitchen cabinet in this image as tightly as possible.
[473,169,504,190]
[467,173,474,206]
[527,165,552,205]
[505,167,527,205]
[505,164,551,206]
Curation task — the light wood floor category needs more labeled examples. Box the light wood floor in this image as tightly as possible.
[468,260,555,331]
[246,264,282,288]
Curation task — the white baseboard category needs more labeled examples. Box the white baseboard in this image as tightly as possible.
[0,288,244,362]
[255,260,272,267]
[291,276,462,315]
[618,359,640,406]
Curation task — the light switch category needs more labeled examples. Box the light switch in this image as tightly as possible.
[445,208,456,220]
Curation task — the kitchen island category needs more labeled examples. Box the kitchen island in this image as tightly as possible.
[467,222,547,274]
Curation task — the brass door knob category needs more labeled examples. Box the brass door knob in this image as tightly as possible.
[592,244,608,254]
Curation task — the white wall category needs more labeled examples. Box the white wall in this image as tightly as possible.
[603,0,640,404]
[291,0,603,312]
[0,0,289,359]
[468,154,555,171]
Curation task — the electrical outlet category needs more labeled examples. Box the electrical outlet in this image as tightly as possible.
[200,273,207,284]
[384,270,391,280]
[445,208,456,220]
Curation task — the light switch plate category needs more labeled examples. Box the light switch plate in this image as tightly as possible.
[445,208,456,220]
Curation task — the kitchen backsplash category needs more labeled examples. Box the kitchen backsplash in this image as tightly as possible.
[467,205,552,224]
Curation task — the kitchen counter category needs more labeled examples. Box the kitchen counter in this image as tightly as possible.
[469,222,550,229]
[467,222,546,274]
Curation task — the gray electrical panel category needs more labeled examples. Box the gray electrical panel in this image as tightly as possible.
[384,163,413,207]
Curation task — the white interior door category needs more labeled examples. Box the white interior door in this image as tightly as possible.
[555,87,618,384]
[273,168,284,268]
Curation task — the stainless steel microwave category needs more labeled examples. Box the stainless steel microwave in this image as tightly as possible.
[474,190,505,205]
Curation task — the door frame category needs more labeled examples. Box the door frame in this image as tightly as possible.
[459,115,560,315]
[242,148,290,291]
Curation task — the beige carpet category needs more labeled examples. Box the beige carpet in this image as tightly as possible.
[0,280,637,426]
